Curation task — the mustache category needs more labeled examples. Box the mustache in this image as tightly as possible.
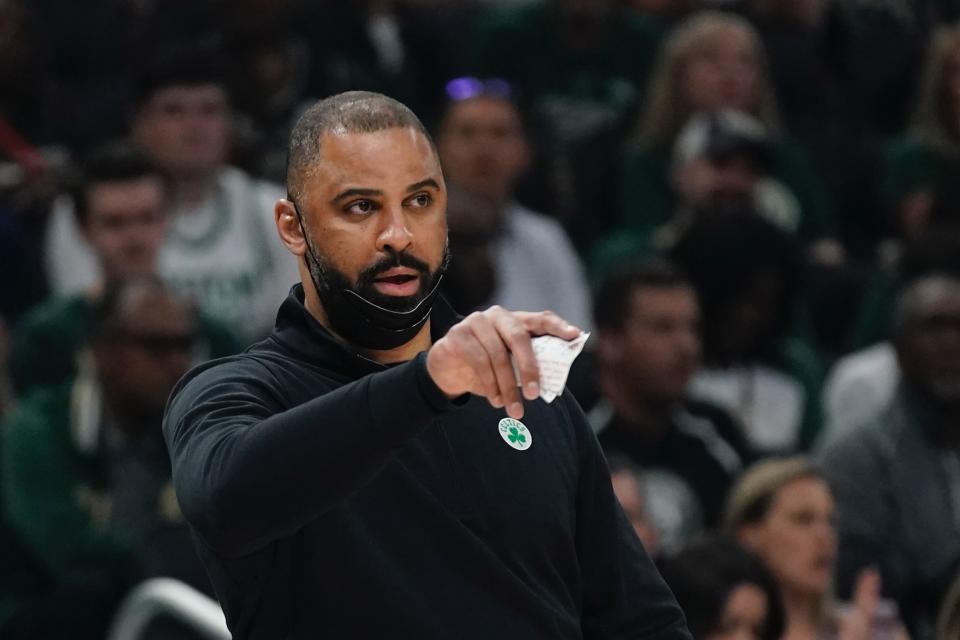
[356,249,432,288]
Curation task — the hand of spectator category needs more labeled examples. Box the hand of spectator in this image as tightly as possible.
[427,307,580,419]
[838,568,881,640]
[838,568,908,640]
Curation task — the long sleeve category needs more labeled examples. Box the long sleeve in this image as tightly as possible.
[164,352,456,558]
[559,395,691,639]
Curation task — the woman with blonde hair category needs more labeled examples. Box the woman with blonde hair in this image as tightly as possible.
[724,457,907,640]
[883,26,960,241]
[614,12,832,255]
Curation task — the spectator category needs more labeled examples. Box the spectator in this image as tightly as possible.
[9,141,239,398]
[436,84,593,329]
[620,12,833,252]
[725,457,907,640]
[671,211,824,453]
[43,41,299,343]
[2,276,209,639]
[883,27,960,249]
[592,262,749,546]
[819,274,960,635]
[820,228,960,447]
[472,0,665,246]
[592,108,805,276]
[658,536,785,640]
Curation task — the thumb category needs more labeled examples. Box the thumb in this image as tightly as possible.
[852,567,881,616]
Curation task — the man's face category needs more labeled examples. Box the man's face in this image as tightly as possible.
[134,84,230,177]
[897,281,960,403]
[710,270,783,363]
[601,285,701,402]
[298,127,448,313]
[438,97,529,204]
[96,292,197,422]
[675,154,759,210]
[84,177,167,281]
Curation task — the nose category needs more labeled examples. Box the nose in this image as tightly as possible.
[376,203,414,254]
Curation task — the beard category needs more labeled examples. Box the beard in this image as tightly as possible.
[306,242,451,313]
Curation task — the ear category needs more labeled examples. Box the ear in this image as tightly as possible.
[275,198,307,257]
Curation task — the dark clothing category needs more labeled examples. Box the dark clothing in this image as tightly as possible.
[595,400,749,529]
[164,285,690,639]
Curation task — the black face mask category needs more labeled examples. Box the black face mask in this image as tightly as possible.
[293,202,449,350]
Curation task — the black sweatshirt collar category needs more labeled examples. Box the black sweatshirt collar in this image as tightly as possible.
[270,284,460,379]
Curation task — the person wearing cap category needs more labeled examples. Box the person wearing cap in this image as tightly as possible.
[590,109,805,280]
[164,91,691,638]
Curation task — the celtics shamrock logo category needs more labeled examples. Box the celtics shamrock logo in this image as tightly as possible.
[498,417,532,451]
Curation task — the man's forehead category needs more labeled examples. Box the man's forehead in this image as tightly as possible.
[310,127,441,187]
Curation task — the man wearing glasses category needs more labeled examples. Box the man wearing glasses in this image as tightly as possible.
[164,91,690,638]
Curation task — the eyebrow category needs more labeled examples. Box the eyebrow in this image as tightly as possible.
[331,188,383,204]
[406,178,441,193]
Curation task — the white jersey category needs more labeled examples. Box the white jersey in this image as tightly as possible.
[45,167,299,344]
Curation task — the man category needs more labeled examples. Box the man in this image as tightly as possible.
[667,110,801,244]
[436,83,593,330]
[819,274,960,634]
[592,263,749,548]
[671,210,825,453]
[3,277,206,639]
[44,42,298,343]
[164,91,690,638]
[10,141,238,397]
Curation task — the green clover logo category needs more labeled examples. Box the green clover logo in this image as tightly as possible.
[498,418,532,450]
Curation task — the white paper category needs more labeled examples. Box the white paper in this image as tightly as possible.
[515,332,590,403]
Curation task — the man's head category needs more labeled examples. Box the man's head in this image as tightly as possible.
[91,276,198,431]
[894,275,960,407]
[436,82,530,206]
[671,211,800,366]
[594,262,701,404]
[276,91,449,350]
[672,110,770,211]
[71,141,168,283]
[132,42,231,180]
[442,185,500,313]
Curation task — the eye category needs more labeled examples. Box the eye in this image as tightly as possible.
[408,193,432,208]
[345,199,376,215]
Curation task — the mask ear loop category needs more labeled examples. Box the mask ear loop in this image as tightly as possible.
[289,198,333,291]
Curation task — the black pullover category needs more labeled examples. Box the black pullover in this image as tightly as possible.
[163,285,691,639]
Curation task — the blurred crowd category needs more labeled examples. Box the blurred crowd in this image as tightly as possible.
[3,0,960,638]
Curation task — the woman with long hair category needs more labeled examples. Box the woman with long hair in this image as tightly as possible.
[616,12,832,251]
[724,457,907,640]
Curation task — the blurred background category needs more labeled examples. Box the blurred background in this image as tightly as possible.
[3,0,960,638]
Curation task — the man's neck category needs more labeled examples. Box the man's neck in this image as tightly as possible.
[600,372,675,438]
[303,281,432,364]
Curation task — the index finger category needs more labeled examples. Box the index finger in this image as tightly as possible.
[515,310,581,340]
[490,309,541,403]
